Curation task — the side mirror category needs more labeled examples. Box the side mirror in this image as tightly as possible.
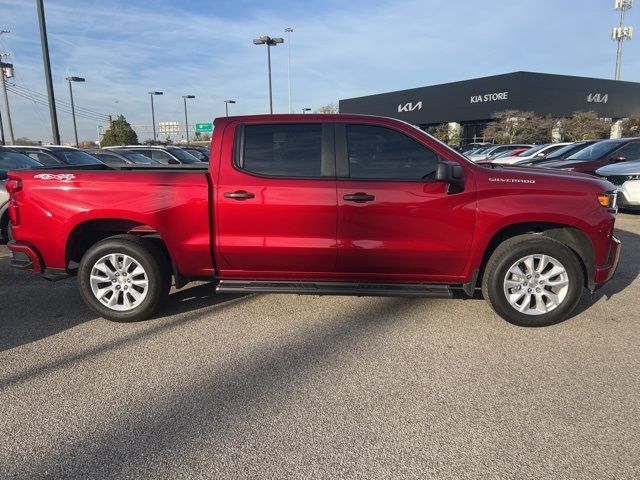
[168,158,180,165]
[436,160,464,193]
[611,156,626,163]
[535,152,545,157]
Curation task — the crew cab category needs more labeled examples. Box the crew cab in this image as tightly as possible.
[6,114,621,327]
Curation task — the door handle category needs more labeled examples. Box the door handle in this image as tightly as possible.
[224,191,255,200]
[343,192,375,203]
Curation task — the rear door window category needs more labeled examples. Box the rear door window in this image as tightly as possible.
[25,151,62,166]
[239,124,323,177]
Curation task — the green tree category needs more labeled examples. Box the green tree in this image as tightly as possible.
[560,111,611,141]
[432,123,449,143]
[100,115,139,147]
[620,117,640,137]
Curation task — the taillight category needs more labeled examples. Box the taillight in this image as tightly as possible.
[6,177,23,227]
[5,178,22,196]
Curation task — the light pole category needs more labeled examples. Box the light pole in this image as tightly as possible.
[253,35,283,114]
[302,108,311,114]
[224,99,236,117]
[285,27,293,113]
[612,0,634,80]
[66,76,85,147]
[182,95,195,144]
[148,91,163,143]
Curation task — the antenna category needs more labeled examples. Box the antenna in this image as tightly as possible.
[612,0,633,80]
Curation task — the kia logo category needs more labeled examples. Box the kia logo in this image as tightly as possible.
[587,93,608,103]
[398,101,422,113]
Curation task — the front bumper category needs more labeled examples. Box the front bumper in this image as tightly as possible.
[594,235,621,287]
[616,180,640,209]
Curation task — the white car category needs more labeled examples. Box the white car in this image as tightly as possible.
[492,143,571,165]
[596,160,640,211]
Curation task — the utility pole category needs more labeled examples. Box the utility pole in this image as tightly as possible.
[36,0,61,144]
[0,52,15,144]
[66,76,85,147]
[0,30,7,145]
[253,35,284,114]
[285,27,293,114]
[182,95,195,144]
[612,0,634,80]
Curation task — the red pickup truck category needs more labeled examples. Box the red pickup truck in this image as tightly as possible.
[6,114,621,327]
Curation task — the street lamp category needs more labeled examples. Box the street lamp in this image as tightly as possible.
[302,108,311,114]
[224,99,236,117]
[253,35,283,114]
[285,27,293,113]
[65,76,85,147]
[148,91,163,143]
[182,95,195,144]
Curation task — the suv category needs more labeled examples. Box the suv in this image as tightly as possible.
[5,145,103,166]
[114,145,201,164]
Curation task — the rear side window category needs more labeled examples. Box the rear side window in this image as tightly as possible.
[346,124,440,180]
[240,124,322,177]
[26,151,62,166]
[151,150,173,163]
[94,153,126,165]
[615,142,640,160]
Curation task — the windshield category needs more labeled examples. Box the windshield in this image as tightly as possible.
[51,148,103,165]
[117,150,159,164]
[0,151,43,170]
[165,147,201,163]
[566,140,625,161]
[517,145,547,157]
[544,143,583,160]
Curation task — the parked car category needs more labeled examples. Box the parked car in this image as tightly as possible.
[5,145,103,166]
[596,160,640,211]
[6,114,620,328]
[492,147,529,159]
[179,146,210,162]
[0,148,43,241]
[458,143,491,154]
[464,145,494,158]
[85,149,160,166]
[516,140,600,167]
[113,145,201,164]
[467,144,532,162]
[492,143,572,165]
[538,138,640,175]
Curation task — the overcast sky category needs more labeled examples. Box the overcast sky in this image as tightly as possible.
[0,0,638,143]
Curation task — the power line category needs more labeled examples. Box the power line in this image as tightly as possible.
[7,85,107,122]
[9,83,109,118]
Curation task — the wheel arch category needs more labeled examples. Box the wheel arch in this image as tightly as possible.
[478,222,595,290]
[65,218,172,272]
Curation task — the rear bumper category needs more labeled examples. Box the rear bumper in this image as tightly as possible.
[7,241,43,273]
[594,235,621,287]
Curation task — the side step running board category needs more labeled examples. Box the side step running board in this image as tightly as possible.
[216,280,452,298]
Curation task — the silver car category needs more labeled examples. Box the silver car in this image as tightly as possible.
[596,160,640,211]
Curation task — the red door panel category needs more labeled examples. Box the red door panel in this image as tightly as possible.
[337,180,477,279]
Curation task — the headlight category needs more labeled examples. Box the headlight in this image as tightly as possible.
[598,192,618,210]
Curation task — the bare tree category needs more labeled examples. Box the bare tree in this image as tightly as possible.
[560,111,611,141]
[315,103,339,114]
[14,137,42,146]
[621,117,640,137]
[483,110,555,144]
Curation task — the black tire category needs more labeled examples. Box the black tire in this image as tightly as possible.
[482,234,584,327]
[7,222,13,242]
[78,234,171,322]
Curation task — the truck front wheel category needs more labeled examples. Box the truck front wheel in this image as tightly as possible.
[482,234,584,327]
[78,235,171,322]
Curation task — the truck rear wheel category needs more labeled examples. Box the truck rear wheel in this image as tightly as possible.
[482,234,584,327]
[78,235,171,322]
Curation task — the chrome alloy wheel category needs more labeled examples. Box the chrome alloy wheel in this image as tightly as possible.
[503,254,569,315]
[89,253,149,311]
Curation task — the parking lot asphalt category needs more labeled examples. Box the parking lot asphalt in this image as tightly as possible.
[1,214,639,479]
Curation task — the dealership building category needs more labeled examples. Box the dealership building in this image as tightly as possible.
[339,71,640,144]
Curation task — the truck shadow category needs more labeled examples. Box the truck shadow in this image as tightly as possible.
[0,263,247,354]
